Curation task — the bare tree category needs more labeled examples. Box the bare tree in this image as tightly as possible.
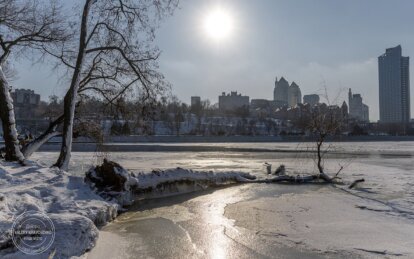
[0,0,66,162]
[265,103,348,185]
[20,0,178,169]
[166,96,184,136]
[307,104,345,182]
[193,99,211,135]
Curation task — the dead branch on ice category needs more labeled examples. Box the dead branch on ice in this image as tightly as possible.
[349,178,365,189]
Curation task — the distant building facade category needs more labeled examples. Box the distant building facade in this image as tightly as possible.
[378,45,410,123]
[191,96,201,108]
[250,99,270,110]
[11,88,41,119]
[288,82,302,107]
[341,101,349,118]
[274,102,347,124]
[274,77,302,107]
[348,88,369,122]
[273,77,289,106]
[303,94,320,106]
[219,91,249,112]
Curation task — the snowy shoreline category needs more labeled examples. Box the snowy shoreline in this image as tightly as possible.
[0,160,256,258]
[0,161,120,258]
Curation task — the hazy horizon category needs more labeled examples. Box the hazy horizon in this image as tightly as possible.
[12,0,414,122]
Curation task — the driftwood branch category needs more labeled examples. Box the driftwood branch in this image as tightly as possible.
[349,178,365,189]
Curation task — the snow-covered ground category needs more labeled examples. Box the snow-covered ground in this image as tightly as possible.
[0,161,119,258]
[0,159,256,258]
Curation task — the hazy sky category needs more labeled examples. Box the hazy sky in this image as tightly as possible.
[13,0,414,121]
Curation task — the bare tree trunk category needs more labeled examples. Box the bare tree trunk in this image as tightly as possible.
[54,0,93,170]
[22,115,64,158]
[0,66,24,162]
[316,136,332,183]
[316,139,323,174]
[53,91,79,170]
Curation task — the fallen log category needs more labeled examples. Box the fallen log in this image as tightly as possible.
[85,159,257,205]
[269,174,319,183]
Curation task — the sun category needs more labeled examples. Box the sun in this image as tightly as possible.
[204,7,234,41]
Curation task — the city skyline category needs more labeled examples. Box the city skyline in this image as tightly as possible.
[11,0,414,121]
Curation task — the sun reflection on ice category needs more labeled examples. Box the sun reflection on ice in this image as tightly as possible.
[196,187,244,258]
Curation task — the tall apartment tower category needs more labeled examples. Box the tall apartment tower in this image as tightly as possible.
[378,45,410,123]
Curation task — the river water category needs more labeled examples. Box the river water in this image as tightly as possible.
[32,142,414,258]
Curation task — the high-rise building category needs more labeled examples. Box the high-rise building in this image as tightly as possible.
[274,77,302,107]
[303,94,320,106]
[378,45,410,123]
[288,82,302,107]
[273,77,289,106]
[348,88,369,122]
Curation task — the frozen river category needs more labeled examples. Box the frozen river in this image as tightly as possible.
[32,142,414,258]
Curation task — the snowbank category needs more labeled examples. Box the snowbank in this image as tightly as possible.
[1,159,256,258]
[0,160,119,258]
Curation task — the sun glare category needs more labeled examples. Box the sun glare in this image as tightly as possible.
[204,7,234,41]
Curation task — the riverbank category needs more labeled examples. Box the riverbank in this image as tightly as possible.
[2,135,414,149]
[27,140,414,156]
[0,160,256,258]
[107,135,414,143]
